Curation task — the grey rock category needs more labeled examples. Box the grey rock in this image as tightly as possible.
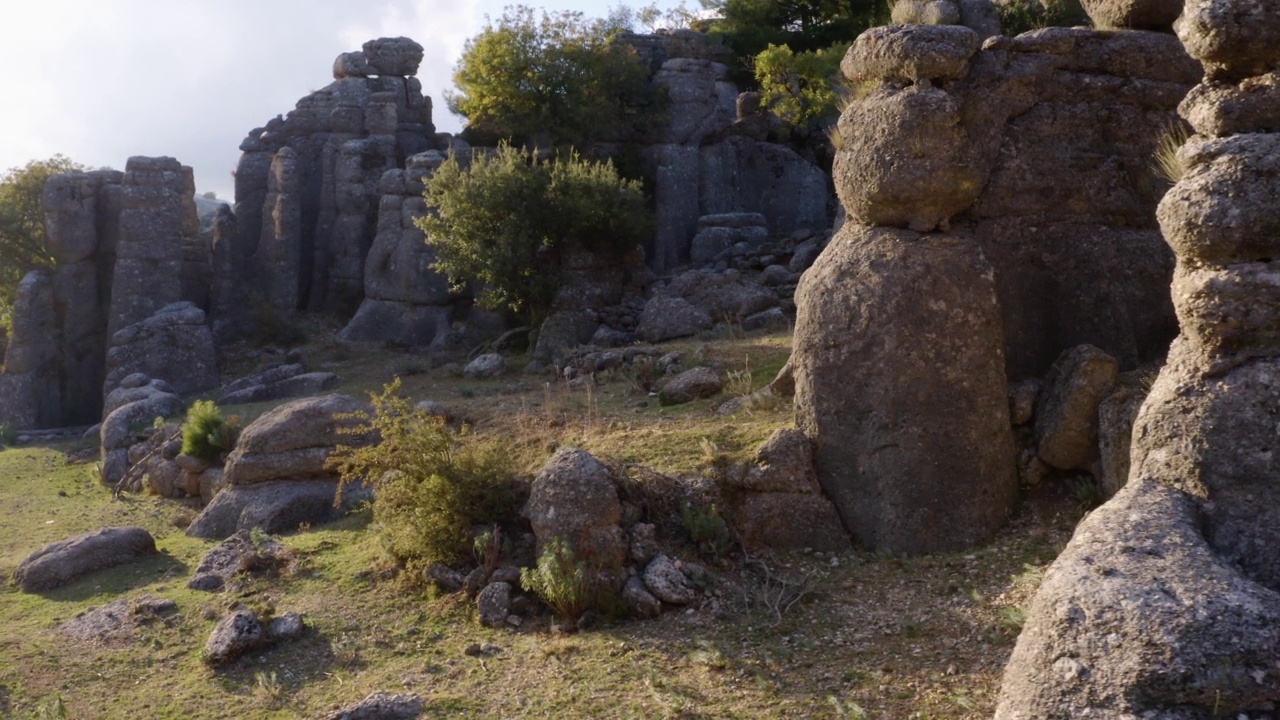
[222,395,374,486]
[1176,0,1280,80]
[12,527,157,593]
[104,302,218,398]
[477,582,513,628]
[793,225,1017,555]
[622,575,663,618]
[1180,72,1280,138]
[1096,384,1145,498]
[526,448,626,570]
[636,297,712,342]
[1007,380,1041,427]
[1034,345,1119,471]
[266,612,306,642]
[629,523,659,565]
[534,310,599,363]
[362,37,425,76]
[842,24,981,84]
[204,609,264,665]
[1081,0,1181,30]
[463,353,506,379]
[188,529,289,592]
[423,564,464,593]
[958,0,1002,39]
[185,480,370,540]
[658,366,724,406]
[642,555,696,605]
[339,300,453,348]
[315,692,425,720]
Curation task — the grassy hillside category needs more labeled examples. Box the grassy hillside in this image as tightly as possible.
[0,327,1077,719]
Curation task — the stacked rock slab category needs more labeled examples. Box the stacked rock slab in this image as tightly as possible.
[794,24,1018,555]
[233,37,438,316]
[996,3,1280,716]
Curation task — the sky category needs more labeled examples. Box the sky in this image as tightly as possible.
[0,0,696,200]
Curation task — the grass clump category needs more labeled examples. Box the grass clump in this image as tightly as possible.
[330,379,517,571]
[1154,122,1193,185]
[521,536,619,624]
[180,400,240,463]
[681,502,733,559]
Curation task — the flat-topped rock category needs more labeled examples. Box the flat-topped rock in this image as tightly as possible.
[841,24,980,84]
[12,527,157,593]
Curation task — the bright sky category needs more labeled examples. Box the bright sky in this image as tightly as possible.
[0,0,694,199]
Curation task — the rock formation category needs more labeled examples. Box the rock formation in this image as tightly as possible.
[997,3,1280,716]
[620,30,832,272]
[0,157,213,429]
[233,37,440,316]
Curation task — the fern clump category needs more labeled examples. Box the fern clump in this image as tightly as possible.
[180,400,239,463]
[329,380,517,570]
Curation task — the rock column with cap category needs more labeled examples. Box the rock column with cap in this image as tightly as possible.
[792,24,1018,555]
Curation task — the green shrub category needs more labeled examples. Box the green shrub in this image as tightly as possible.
[997,0,1086,36]
[180,400,239,463]
[330,380,517,570]
[418,145,651,327]
[680,502,733,559]
[520,536,619,623]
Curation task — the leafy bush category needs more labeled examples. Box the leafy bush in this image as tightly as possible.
[681,502,733,559]
[447,5,654,147]
[330,380,517,570]
[418,145,651,326]
[180,400,240,463]
[521,536,619,623]
[754,42,851,132]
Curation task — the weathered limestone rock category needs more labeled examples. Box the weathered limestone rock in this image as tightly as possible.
[12,527,157,593]
[109,156,194,340]
[658,366,725,405]
[636,296,712,342]
[221,394,373,486]
[313,692,425,720]
[1033,345,1119,471]
[642,555,697,605]
[99,382,185,486]
[185,480,368,540]
[204,609,265,665]
[1180,71,1280,137]
[794,225,1017,555]
[842,24,981,84]
[1095,384,1145,497]
[998,12,1280,715]
[235,38,437,315]
[104,302,219,398]
[719,429,852,552]
[525,448,626,570]
[0,272,61,429]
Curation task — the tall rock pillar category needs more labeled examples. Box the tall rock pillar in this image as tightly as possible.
[792,24,1017,555]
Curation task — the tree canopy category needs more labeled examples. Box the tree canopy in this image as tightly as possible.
[417,146,651,326]
[701,0,886,65]
[447,6,655,148]
[0,155,87,328]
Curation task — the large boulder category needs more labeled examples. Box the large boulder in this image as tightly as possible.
[186,480,370,540]
[842,24,981,84]
[104,302,219,398]
[12,527,157,593]
[996,476,1280,718]
[100,386,186,485]
[636,297,712,343]
[1081,0,1182,30]
[525,448,626,570]
[1033,345,1119,471]
[221,395,373,486]
[204,609,265,665]
[658,366,725,405]
[793,225,1017,554]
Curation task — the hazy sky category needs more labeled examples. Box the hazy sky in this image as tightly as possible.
[0,0,694,199]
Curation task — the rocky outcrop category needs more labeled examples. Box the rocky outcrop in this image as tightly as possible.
[997,11,1280,717]
[104,302,218,398]
[99,377,185,485]
[525,448,627,571]
[233,37,443,316]
[718,429,851,553]
[1032,345,1119,471]
[12,527,157,593]
[794,226,1018,554]
[187,394,376,539]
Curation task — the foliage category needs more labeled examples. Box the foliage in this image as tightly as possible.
[702,0,886,85]
[418,145,651,325]
[180,400,240,463]
[447,5,654,147]
[0,155,87,328]
[329,380,516,569]
[608,1,701,32]
[753,42,850,131]
[247,291,308,347]
[520,536,619,623]
[997,0,1087,35]
[680,501,733,558]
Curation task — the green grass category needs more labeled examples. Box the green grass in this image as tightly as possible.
[0,327,1074,718]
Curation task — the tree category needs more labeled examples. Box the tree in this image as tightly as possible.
[702,0,885,69]
[416,146,652,326]
[0,155,87,328]
[447,6,655,148]
[753,41,851,132]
